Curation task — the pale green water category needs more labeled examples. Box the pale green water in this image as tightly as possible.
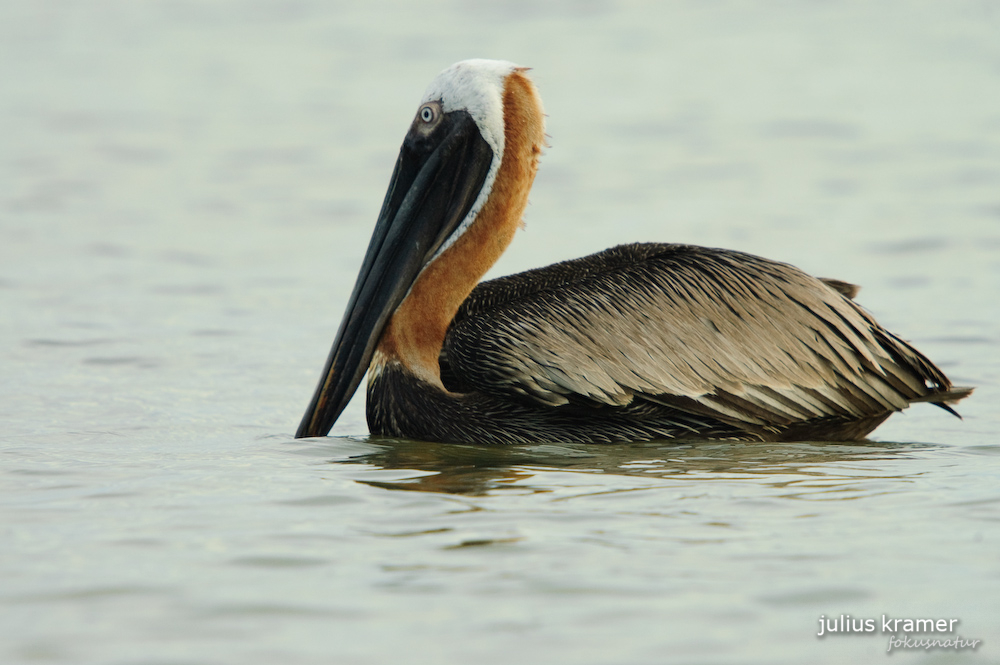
[2,2,999,664]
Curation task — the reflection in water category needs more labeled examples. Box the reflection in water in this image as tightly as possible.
[306,436,936,497]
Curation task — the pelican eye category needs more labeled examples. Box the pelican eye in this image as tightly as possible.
[418,103,438,124]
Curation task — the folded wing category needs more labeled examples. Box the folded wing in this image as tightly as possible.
[442,243,965,432]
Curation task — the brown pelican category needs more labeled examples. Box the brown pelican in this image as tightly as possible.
[296,59,971,444]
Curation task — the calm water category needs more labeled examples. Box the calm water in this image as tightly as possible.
[3,2,999,663]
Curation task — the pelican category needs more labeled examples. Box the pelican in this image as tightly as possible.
[296,59,971,444]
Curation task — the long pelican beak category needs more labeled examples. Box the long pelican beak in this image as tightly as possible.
[296,108,493,438]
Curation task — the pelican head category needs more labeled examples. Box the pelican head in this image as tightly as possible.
[296,59,546,438]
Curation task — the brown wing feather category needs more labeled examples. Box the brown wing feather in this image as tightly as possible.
[442,243,961,431]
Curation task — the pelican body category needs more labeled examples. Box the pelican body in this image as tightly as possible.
[296,60,971,444]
